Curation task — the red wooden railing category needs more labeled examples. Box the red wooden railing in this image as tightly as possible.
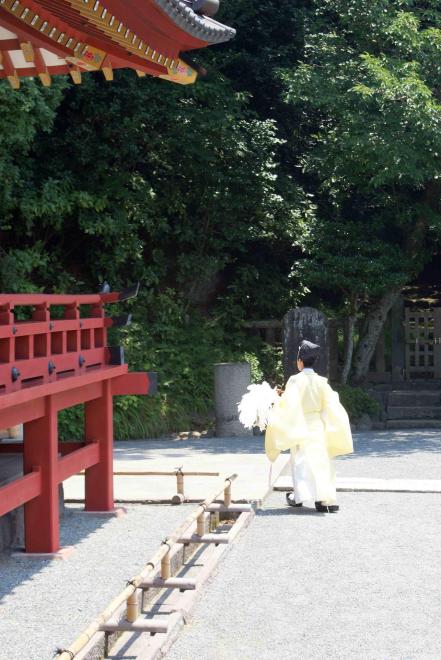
[0,288,156,555]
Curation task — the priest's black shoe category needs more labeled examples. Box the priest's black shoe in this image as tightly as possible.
[315,502,339,513]
[286,493,303,507]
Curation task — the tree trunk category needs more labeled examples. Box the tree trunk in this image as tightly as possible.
[341,315,356,384]
[352,290,401,383]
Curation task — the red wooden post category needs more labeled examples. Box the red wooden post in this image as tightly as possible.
[23,396,60,553]
[84,380,114,512]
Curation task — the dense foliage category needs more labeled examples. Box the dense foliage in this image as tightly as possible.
[1,0,440,434]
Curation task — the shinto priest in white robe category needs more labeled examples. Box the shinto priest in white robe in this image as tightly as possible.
[265,369,353,505]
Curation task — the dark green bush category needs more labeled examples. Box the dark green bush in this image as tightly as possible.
[59,290,283,440]
[334,385,380,422]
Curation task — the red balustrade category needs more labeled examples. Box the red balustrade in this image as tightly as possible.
[0,288,156,555]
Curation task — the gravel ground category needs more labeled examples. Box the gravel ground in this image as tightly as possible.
[0,503,192,660]
[335,430,441,479]
[168,490,441,660]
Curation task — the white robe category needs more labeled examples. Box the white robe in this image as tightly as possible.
[265,368,353,504]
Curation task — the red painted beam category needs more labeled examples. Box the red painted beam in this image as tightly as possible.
[53,381,103,412]
[58,443,100,482]
[0,470,42,517]
[0,317,106,339]
[0,399,45,431]
[0,293,103,306]
[0,364,127,412]
[59,442,85,456]
[111,372,157,396]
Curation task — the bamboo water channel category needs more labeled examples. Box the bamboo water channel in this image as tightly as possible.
[56,473,252,660]
[78,468,222,503]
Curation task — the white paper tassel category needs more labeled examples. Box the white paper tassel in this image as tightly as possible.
[237,382,280,431]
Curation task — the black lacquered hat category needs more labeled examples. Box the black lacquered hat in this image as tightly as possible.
[297,340,320,362]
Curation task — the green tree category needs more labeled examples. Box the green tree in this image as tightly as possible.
[283,0,441,381]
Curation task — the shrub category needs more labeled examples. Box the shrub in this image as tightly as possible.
[334,384,380,421]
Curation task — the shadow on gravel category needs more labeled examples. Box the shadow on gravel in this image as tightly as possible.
[258,507,326,517]
[115,431,441,465]
[113,437,266,462]
[338,430,441,463]
[0,509,108,605]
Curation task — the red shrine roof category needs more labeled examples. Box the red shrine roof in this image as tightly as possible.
[0,0,235,87]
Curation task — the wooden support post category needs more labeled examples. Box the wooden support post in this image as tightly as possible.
[23,396,59,553]
[125,591,138,624]
[84,380,114,512]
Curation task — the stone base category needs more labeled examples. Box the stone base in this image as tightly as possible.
[74,507,127,517]
[11,545,75,560]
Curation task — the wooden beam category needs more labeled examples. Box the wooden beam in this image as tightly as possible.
[111,372,157,396]
[0,50,20,89]
[20,41,34,63]
[136,70,146,77]
[70,68,82,84]
[34,48,51,87]
[102,59,113,81]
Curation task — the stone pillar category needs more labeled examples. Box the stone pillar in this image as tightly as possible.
[283,307,329,380]
[214,362,252,437]
[391,295,405,382]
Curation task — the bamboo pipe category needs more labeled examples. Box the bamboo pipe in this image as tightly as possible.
[196,513,205,537]
[161,546,171,580]
[224,479,232,507]
[176,470,184,496]
[56,474,237,660]
[125,592,139,624]
[112,471,220,477]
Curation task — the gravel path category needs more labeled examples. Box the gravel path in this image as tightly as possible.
[168,490,441,660]
[0,504,192,660]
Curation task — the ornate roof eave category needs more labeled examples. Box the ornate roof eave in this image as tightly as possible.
[0,0,235,88]
[153,0,236,45]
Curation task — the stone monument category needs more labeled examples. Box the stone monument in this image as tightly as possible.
[214,362,253,437]
[283,307,329,380]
